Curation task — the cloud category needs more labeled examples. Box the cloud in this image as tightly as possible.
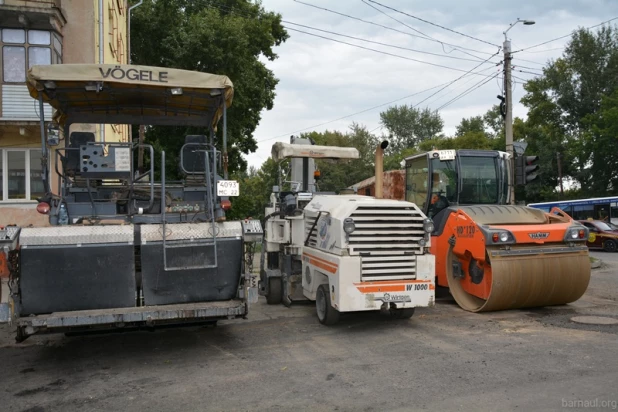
[244,0,618,168]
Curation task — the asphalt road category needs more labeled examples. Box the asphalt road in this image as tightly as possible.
[0,260,617,412]
[590,249,618,264]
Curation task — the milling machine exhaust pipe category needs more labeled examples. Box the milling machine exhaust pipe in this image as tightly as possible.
[374,140,389,199]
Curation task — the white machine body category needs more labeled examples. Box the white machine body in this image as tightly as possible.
[264,193,435,313]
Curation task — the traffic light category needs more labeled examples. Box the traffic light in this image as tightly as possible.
[515,155,540,185]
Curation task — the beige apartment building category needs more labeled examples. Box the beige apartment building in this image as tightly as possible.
[0,0,129,226]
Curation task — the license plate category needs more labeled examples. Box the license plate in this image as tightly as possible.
[438,150,456,160]
[217,180,239,196]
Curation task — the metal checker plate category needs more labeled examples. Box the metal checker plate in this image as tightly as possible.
[0,226,21,249]
[0,226,20,241]
[20,225,134,246]
[140,222,242,242]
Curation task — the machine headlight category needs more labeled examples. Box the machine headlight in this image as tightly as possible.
[343,218,356,234]
[488,230,515,244]
[564,226,587,241]
[423,218,434,233]
[419,238,426,247]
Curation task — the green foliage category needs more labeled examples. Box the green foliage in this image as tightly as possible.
[521,25,618,198]
[455,115,485,137]
[379,105,444,152]
[304,124,378,192]
[483,105,505,138]
[131,0,288,176]
[415,108,507,152]
[228,125,378,220]
[582,90,618,194]
[227,158,281,220]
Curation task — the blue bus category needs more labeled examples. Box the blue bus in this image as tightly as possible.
[528,196,618,225]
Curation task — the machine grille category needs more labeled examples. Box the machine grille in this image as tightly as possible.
[348,204,425,281]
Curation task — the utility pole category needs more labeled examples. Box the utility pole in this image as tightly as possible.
[503,39,514,204]
[503,18,535,205]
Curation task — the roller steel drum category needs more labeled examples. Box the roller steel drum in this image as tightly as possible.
[446,245,591,312]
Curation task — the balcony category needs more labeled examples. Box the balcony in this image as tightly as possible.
[1,1,61,8]
[0,0,65,32]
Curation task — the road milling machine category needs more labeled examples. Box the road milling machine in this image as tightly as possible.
[260,138,435,324]
[0,64,261,341]
[403,149,591,312]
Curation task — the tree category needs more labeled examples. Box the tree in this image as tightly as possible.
[521,25,618,196]
[483,104,505,138]
[455,115,485,137]
[581,90,618,194]
[131,0,288,177]
[304,125,377,192]
[228,158,282,221]
[379,105,444,152]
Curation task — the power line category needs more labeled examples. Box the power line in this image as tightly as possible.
[513,16,618,54]
[257,80,455,143]
[202,2,498,73]
[366,0,500,48]
[292,0,499,58]
[513,68,543,76]
[286,27,501,78]
[203,2,499,71]
[519,47,564,54]
[436,74,499,111]
[423,65,498,107]
[511,74,530,83]
[511,64,543,72]
[258,50,501,143]
[283,21,493,64]
[360,0,433,41]
[513,57,545,66]
[360,0,491,63]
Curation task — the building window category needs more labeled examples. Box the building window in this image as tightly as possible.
[0,149,43,201]
[1,28,61,84]
[2,46,26,82]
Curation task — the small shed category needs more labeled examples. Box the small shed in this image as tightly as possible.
[353,170,405,200]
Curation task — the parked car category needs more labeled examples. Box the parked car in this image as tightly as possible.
[578,220,618,252]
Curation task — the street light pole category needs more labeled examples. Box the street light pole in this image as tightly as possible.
[503,18,535,205]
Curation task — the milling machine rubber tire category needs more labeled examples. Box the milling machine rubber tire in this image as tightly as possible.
[388,308,415,319]
[265,277,282,305]
[316,284,340,325]
[603,239,617,253]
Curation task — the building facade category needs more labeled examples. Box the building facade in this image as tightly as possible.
[0,0,129,226]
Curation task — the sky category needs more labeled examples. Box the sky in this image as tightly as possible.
[244,0,618,168]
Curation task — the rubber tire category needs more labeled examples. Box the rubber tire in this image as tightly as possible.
[603,239,617,253]
[265,277,282,305]
[389,308,415,319]
[316,284,340,325]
